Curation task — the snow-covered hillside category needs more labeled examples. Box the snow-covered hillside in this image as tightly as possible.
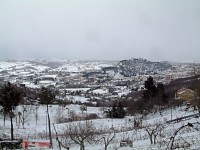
[0,104,200,149]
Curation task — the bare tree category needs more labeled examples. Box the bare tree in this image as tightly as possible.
[55,105,68,123]
[63,120,97,150]
[167,122,200,150]
[99,106,106,117]
[80,105,87,115]
[20,104,33,128]
[98,130,116,150]
[53,124,69,150]
[144,121,165,144]
[68,110,77,121]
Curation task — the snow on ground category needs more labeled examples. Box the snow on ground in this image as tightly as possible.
[38,80,57,87]
[53,61,114,72]
[0,61,17,71]
[64,95,89,103]
[65,88,90,92]
[41,75,57,79]
[91,88,109,94]
[117,86,131,97]
[0,61,49,73]
[21,81,40,89]
[1,104,200,149]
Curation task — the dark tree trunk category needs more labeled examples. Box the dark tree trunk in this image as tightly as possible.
[105,144,108,150]
[4,111,5,126]
[80,142,85,150]
[47,105,53,148]
[103,137,108,150]
[150,135,153,144]
[10,111,14,140]
[153,135,157,144]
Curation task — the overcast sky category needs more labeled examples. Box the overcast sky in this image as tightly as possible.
[0,0,200,62]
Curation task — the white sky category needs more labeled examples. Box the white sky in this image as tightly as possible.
[0,0,200,62]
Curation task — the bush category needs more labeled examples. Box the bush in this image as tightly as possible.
[84,113,99,120]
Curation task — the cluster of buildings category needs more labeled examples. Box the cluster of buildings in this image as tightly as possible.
[0,59,198,105]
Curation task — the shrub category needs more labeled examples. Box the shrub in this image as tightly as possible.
[84,113,99,120]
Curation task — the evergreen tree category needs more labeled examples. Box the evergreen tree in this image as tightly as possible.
[143,76,157,101]
[142,77,167,112]
[156,82,167,103]
[109,102,126,118]
[111,104,118,118]
[0,82,22,140]
[117,101,126,118]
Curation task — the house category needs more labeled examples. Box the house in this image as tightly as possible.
[175,88,195,102]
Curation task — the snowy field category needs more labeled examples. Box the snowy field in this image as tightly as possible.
[1,104,200,150]
[0,60,115,73]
